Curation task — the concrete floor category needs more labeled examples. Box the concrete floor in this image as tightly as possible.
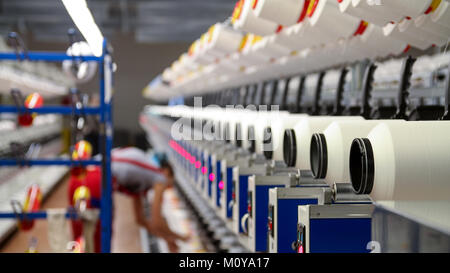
[0,178,142,253]
[111,192,142,253]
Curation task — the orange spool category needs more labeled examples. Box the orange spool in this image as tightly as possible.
[19,184,42,231]
[232,0,245,24]
[18,93,44,127]
[24,93,44,109]
[306,0,319,17]
[69,236,85,253]
[71,140,93,179]
[72,140,93,160]
[73,185,91,211]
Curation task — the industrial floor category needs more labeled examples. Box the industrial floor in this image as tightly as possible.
[0,178,142,253]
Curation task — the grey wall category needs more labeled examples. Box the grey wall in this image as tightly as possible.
[25,32,189,136]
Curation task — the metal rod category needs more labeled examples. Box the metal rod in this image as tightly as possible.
[0,159,101,166]
[0,211,78,219]
[0,106,101,114]
[100,38,113,253]
[0,52,101,62]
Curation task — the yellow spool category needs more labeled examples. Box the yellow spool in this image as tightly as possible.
[73,185,91,205]
[429,0,442,13]
[72,140,93,160]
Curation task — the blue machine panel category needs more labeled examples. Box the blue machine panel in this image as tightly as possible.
[207,156,212,197]
[277,198,317,253]
[309,218,371,253]
[215,161,222,207]
[254,185,284,252]
[238,175,249,233]
[194,149,199,182]
[225,167,234,219]
[200,151,205,189]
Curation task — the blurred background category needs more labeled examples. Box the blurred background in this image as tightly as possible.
[0,0,234,146]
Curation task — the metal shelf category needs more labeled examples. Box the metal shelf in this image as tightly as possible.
[0,39,114,253]
[0,211,78,220]
[0,106,101,115]
[0,52,101,62]
[0,159,101,166]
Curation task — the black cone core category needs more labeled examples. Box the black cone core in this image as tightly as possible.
[235,123,242,147]
[310,133,327,179]
[349,138,375,194]
[248,126,255,153]
[224,122,230,143]
[263,127,273,159]
[283,129,297,167]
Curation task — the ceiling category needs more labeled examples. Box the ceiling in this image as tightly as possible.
[0,0,236,43]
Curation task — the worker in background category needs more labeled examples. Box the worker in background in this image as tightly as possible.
[68,147,189,253]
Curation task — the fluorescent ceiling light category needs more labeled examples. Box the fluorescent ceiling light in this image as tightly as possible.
[62,0,104,57]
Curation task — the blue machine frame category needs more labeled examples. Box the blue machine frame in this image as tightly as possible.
[222,166,234,219]
[236,174,250,234]
[297,204,373,253]
[213,158,223,208]
[0,40,114,253]
[268,187,330,253]
[247,174,297,252]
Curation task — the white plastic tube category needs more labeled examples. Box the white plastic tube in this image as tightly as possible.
[250,36,291,59]
[192,51,215,66]
[221,54,249,73]
[339,0,385,27]
[339,37,375,63]
[398,17,449,47]
[205,24,244,57]
[383,22,433,51]
[309,0,361,40]
[289,22,328,50]
[351,0,404,25]
[360,24,408,58]
[240,50,270,66]
[310,43,350,70]
[261,114,308,161]
[415,14,450,38]
[267,28,303,51]
[233,0,279,36]
[238,34,273,66]
[349,121,450,201]
[379,0,433,19]
[432,1,450,28]
[287,0,361,51]
[253,0,307,27]
[273,50,310,76]
[311,120,406,185]
[285,116,364,171]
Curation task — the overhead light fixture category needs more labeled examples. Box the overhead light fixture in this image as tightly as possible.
[62,0,104,57]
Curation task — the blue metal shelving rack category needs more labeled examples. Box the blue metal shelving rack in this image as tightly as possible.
[0,39,114,253]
